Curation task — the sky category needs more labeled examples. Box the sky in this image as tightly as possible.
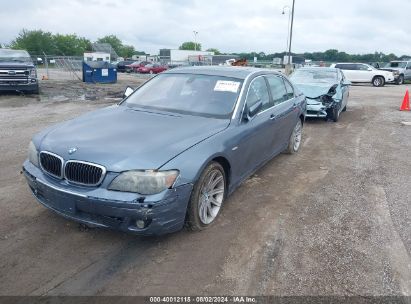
[0,0,410,56]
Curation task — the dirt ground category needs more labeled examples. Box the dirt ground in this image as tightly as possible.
[0,74,410,296]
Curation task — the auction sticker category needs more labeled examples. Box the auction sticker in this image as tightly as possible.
[214,80,241,93]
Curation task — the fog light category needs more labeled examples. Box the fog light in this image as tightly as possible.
[136,220,145,229]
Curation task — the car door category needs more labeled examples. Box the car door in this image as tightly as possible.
[355,64,373,82]
[266,75,299,152]
[406,62,411,80]
[339,70,349,109]
[233,76,277,178]
[337,64,356,82]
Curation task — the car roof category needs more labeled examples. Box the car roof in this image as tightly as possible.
[163,66,282,79]
[298,67,339,71]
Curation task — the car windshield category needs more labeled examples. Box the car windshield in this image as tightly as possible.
[0,49,32,62]
[124,73,243,118]
[384,62,407,68]
[290,69,337,83]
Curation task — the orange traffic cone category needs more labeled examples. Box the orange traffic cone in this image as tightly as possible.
[400,89,410,111]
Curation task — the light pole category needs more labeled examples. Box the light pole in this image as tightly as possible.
[193,31,198,51]
[283,0,295,75]
[282,6,291,57]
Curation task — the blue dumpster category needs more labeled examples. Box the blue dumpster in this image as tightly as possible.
[82,61,117,83]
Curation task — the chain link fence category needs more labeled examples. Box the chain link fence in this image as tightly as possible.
[31,54,83,81]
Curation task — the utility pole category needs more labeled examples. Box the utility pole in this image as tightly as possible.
[285,0,295,75]
[193,31,199,51]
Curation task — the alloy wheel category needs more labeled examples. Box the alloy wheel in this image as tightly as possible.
[198,169,225,225]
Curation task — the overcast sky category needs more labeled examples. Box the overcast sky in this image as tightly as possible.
[0,0,409,55]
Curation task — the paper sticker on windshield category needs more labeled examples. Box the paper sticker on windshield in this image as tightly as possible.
[214,80,241,93]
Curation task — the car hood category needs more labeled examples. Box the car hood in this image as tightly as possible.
[0,61,34,68]
[380,68,401,72]
[37,105,230,172]
[293,82,338,99]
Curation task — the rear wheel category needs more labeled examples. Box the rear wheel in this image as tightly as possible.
[186,162,226,231]
[285,119,303,154]
[372,76,385,87]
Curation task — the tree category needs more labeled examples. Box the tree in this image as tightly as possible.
[119,45,135,58]
[179,41,201,51]
[10,29,56,55]
[97,35,139,58]
[206,48,221,55]
[53,34,91,56]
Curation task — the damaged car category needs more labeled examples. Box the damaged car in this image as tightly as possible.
[22,66,306,236]
[290,67,350,122]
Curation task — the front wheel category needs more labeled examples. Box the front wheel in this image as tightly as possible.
[332,105,340,122]
[372,76,385,87]
[285,119,303,154]
[396,75,404,85]
[186,162,226,231]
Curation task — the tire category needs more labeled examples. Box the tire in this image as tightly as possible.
[186,162,226,231]
[372,76,385,87]
[285,119,303,154]
[332,105,340,122]
[396,75,404,85]
[342,105,347,112]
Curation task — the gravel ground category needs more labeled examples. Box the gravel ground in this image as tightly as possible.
[0,75,410,296]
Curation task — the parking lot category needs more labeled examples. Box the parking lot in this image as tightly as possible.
[0,74,410,296]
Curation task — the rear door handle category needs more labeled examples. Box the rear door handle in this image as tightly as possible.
[270,114,276,120]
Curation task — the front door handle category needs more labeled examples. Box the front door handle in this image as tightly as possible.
[270,114,276,120]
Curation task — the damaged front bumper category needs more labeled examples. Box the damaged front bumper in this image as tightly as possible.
[22,160,193,236]
[306,97,338,118]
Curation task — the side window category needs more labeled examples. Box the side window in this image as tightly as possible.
[244,77,272,113]
[266,76,288,105]
[283,78,294,100]
[357,64,369,71]
[407,62,411,70]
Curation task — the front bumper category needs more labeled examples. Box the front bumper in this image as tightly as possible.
[22,160,193,236]
[0,81,38,92]
[306,98,332,118]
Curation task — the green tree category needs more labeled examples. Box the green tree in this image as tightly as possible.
[97,35,139,58]
[206,48,221,55]
[53,34,91,56]
[10,29,56,55]
[119,45,136,58]
[179,41,201,51]
[97,35,123,55]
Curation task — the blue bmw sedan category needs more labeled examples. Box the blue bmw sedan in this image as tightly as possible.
[23,66,306,235]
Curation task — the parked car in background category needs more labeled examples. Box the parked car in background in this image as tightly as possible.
[137,63,168,74]
[125,61,151,73]
[290,67,350,122]
[379,60,411,85]
[116,60,135,73]
[330,63,394,87]
[23,66,306,235]
[0,48,39,94]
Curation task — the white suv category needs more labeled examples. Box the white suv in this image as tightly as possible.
[330,63,394,87]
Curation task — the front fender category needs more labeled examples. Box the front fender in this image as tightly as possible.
[159,133,231,188]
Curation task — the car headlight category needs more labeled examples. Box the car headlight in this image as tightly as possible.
[28,141,39,167]
[29,69,37,78]
[108,170,179,195]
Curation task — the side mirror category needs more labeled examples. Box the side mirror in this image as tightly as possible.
[244,100,263,121]
[123,86,134,98]
[367,68,372,71]
[342,80,351,86]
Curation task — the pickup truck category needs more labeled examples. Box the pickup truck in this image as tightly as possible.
[0,48,39,94]
[380,60,411,85]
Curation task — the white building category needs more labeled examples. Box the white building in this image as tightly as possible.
[83,52,111,62]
